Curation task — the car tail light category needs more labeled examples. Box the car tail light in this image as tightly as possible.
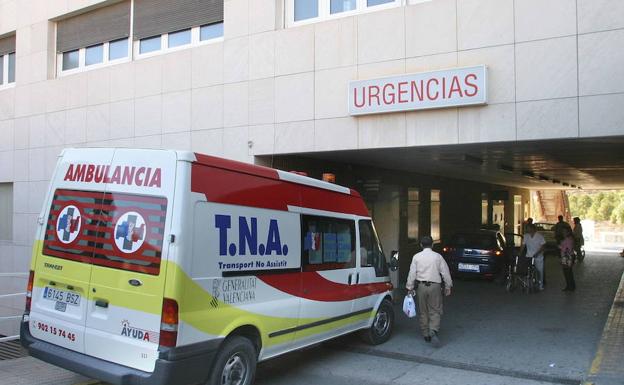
[442,247,449,252]
[494,250,502,256]
[159,298,179,348]
[25,270,34,313]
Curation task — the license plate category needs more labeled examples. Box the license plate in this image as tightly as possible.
[458,263,480,272]
[43,287,81,306]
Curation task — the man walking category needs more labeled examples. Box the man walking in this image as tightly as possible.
[553,215,572,246]
[406,236,453,347]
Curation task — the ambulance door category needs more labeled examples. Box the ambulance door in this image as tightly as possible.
[84,149,175,372]
[29,149,115,354]
[294,215,358,347]
[353,219,390,328]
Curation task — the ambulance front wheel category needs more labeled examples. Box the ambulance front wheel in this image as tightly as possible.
[207,336,257,385]
[362,299,394,345]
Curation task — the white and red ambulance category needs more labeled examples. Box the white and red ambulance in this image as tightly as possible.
[21,148,395,385]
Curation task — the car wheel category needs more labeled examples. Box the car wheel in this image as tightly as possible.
[361,299,394,345]
[207,336,257,385]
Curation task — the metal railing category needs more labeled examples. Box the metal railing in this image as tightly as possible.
[0,272,28,342]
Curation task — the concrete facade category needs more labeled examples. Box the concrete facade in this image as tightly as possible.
[0,0,623,331]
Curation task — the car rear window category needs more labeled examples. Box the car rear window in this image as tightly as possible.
[43,189,167,275]
[450,233,496,249]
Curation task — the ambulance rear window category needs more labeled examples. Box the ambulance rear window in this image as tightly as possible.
[43,189,167,275]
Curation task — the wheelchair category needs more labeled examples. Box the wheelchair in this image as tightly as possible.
[505,255,539,294]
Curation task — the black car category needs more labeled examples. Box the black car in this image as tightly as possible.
[442,230,514,279]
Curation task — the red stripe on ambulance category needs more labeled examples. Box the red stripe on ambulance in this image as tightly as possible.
[191,154,369,216]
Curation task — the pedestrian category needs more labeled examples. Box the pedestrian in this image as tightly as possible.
[405,235,453,347]
[559,227,576,291]
[572,217,584,262]
[523,217,533,234]
[553,215,572,246]
[521,224,546,291]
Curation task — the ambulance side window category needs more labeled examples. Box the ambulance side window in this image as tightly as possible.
[301,215,355,271]
[358,220,388,277]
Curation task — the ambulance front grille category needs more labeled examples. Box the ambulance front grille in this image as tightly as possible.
[0,339,28,360]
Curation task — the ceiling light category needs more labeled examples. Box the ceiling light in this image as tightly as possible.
[562,182,570,187]
[552,179,561,184]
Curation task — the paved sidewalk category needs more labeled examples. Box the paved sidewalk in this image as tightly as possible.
[0,356,92,385]
[585,271,624,385]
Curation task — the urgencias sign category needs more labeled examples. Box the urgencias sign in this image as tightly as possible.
[348,65,487,116]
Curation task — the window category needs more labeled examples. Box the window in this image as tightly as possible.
[8,53,14,83]
[109,38,129,60]
[139,35,162,54]
[0,183,12,240]
[0,34,16,86]
[57,1,130,74]
[359,220,388,277]
[368,0,394,6]
[42,189,167,275]
[302,215,355,271]
[431,189,440,241]
[134,0,223,56]
[168,29,191,48]
[481,193,488,225]
[295,0,319,21]
[200,22,224,41]
[407,188,419,242]
[289,0,400,25]
[85,44,104,66]
[331,0,357,14]
[62,50,79,70]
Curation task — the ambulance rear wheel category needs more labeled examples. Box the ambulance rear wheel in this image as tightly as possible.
[361,299,394,345]
[208,336,257,385]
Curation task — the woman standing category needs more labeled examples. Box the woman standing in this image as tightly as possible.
[559,227,576,292]
[573,217,584,262]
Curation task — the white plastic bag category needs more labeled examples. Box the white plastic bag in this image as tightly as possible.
[403,294,417,318]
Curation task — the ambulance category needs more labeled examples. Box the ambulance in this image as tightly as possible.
[21,148,395,385]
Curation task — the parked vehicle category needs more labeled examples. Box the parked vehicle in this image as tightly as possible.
[21,148,396,385]
[534,222,558,254]
[441,230,510,279]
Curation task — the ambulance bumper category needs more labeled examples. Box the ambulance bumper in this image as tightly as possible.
[20,321,222,385]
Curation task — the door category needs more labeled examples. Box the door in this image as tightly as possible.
[84,149,176,372]
[29,149,115,354]
[354,219,390,328]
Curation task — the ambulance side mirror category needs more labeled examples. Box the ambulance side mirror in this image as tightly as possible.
[389,250,399,271]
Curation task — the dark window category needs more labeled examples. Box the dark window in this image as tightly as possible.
[302,215,355,271]
[43,189,166,275]
[359,220,388,277]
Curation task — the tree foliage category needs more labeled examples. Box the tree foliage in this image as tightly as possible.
[568,191,624,224]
